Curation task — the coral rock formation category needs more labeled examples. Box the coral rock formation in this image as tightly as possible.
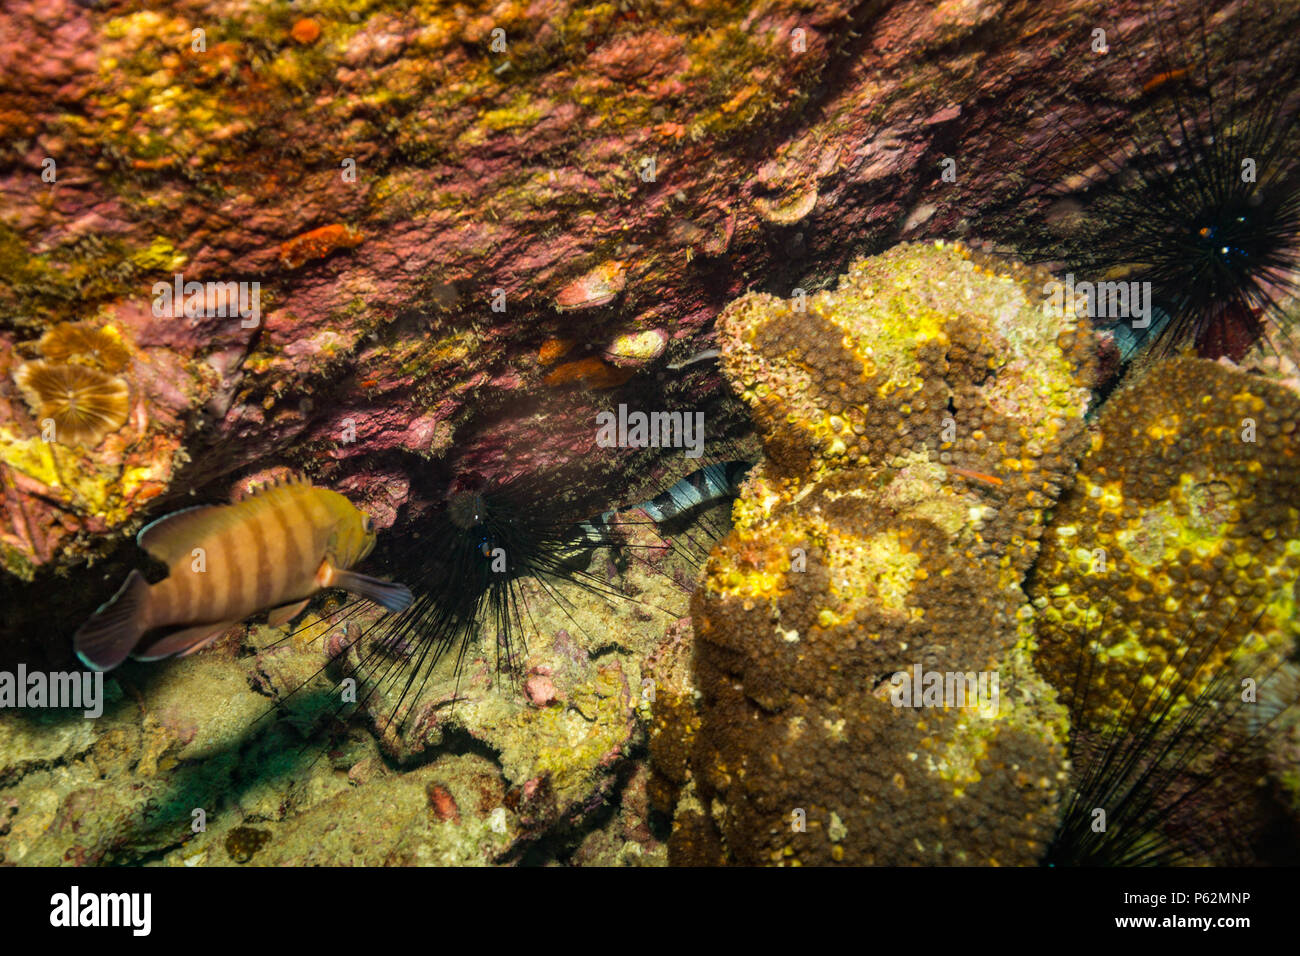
[1030,357,1300,728]
[660,241,1096,864]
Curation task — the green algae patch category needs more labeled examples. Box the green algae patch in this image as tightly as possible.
[130,236,188,273]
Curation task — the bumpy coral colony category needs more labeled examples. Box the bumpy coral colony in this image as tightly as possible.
[654,241,1098,864]
[2,0,1298,874]
[1030,358,1300,729]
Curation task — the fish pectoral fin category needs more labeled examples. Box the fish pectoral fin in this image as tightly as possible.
[266,598,310,628]
[314,558,335,589]
[131,621,237,662]
[332,570,413,612]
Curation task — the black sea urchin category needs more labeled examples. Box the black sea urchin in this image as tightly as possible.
[355,469,663,714]
[981,0,1300,361]
[268,451,751,748]
[1043,598,1299,867]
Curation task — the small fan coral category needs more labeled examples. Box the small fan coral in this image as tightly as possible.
[13,360,130,447]
[35,321,132,373]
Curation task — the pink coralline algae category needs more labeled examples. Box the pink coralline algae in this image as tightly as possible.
[0,0,1295,874]
[524,669,560,708]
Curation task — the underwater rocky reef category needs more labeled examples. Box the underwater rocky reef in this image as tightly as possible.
[654,242,1300,865]
[0,0,1298,869]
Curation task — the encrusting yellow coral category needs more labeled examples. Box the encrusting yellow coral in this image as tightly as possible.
[1030,356,1300,728]
[658,241,1096,865]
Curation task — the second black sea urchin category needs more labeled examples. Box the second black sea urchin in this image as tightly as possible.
[977,0,1300,361]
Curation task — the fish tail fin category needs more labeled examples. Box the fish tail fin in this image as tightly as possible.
[333,571,413,612]
[74,570,151,671]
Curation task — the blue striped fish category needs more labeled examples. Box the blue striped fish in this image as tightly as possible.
[577,460,753,543]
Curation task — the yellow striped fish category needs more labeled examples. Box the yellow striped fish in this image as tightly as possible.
[74,477,412,671]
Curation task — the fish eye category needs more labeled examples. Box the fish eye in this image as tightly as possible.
[362,514,373,532]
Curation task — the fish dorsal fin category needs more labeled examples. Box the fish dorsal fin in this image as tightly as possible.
[138,481,326,566]
[230,471,306,503]
[137,504,247,566]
